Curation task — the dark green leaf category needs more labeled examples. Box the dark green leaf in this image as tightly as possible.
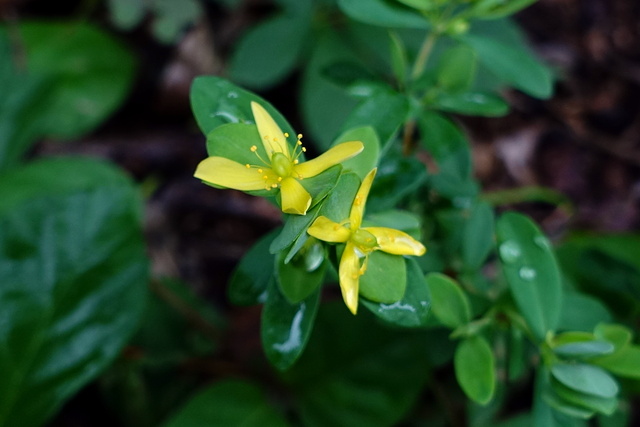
[261,281,321,370]
[284,303,429,427]
[0,158,148,427]
[593,323,632,350]
[426,273,471,328]
[337,0,430,28]
[496,212,563,340]
[14,22,136,139]
[591,345,640,379]
[190,76,296,137]
[472,0,538,20]
[435,44,477,92]
[462,201,495,270]
[557,292,612,332]
[418,110,471,181]
[361,258,431,327]
[162,380,289,427]
[228,229,279,306]
[229,1,312,88]
[454,335,496,405]
[461,20,553,99]
[553,341,615,359]
[550,378,617,416]
[433,91,509,116]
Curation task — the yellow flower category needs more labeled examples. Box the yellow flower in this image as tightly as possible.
[307,169,426,314]
[194,102,364,215]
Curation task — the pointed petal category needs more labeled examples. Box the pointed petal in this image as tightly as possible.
[251,101,289,158]
[308,216,351,243]
[280,177,312,215]
[364,227,426,256]
[195,157,274,191]
[339,241,361,314]
[295,141,364,178]
[350,168,377,230]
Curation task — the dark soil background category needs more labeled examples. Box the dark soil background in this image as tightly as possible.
[3,0,640,425]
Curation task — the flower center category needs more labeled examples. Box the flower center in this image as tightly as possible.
[351,228,378,252]
[271,152,293,178]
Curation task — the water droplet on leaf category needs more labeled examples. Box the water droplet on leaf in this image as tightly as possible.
[534,235,551,250]
[499,241,521,263]
[519,266,537,281]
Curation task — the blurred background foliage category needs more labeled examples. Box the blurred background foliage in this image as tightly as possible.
[1,0,640,426]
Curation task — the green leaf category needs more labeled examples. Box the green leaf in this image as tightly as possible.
[454,335,496,405]
[0,157,148,427]
[13,22,136,139]
[433,91,509,116]
[277,240,326,304]
[418,110,471,181]
[594,323,633,350]
[150,0,202,43]
[361,258,431,327]
[340,88,409,149]
[228,229,278,306]
[332,126,380,180]
[359,250,407,304]
[162,380,289,427]
[389,31,408,87]
[551,363,618,399]
[284,303,429,427]
[205,122,262,165]
[553,340,615,359]
[395,0,436,11]
[591,345,640,379]
[557,292,612,332]
[472,0,538,20]
[337,0,430,29]
[364,209,421,239]
[462,201,495,270]
[496,212,563,340]
[461,20,553,99]
[533,368,588,427]
[550,378,618,416]
[261,280,321,370]
[190,76,296,137]
[107,0,145,30]
[229,1,312,88]
[426,273,471,328]
[435,44,477,92]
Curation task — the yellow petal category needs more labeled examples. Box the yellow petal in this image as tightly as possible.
[339,241,361,314]
[194,157,275,191]
[308,216,351,243]
[349,168,377,230]
[294,141,364,178]
[280,177,312,215]
[364,227,426,256]
[251,101,289,158]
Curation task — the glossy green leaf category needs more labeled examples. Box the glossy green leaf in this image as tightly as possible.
[359,250,407,304]
[433,91,509,116]
[454,335,496,405]
[496,212,562,340]
[337,0,430,29]
[461,22,553,99]
[550,378,618,416]
[0,158,148,427]
[361,258,431,327]
[435,44,477,92]
[285,303,429,427]
[190,76,296,137]
[277,240,326,304]
[13,22,136,139]
[551,363,618,399]
[591,345,640,379]
[261,281,321,370]
[553,340,615,359]
[395,0,436,10]
[418,110,471,181]
[228,229,279,306]
[389,31,408,87]
[426,273,471,328]
[229,1,312,88]
[364,210,421,239]
[533,368,587,427]
[462,201,495,270]
[332,126,380,181]
[321,61,379,89]
[150,0,203,43]
[107,0,145,30]
[162,380,289,427]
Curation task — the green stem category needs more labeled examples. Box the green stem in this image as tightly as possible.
[410,30,438,82]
